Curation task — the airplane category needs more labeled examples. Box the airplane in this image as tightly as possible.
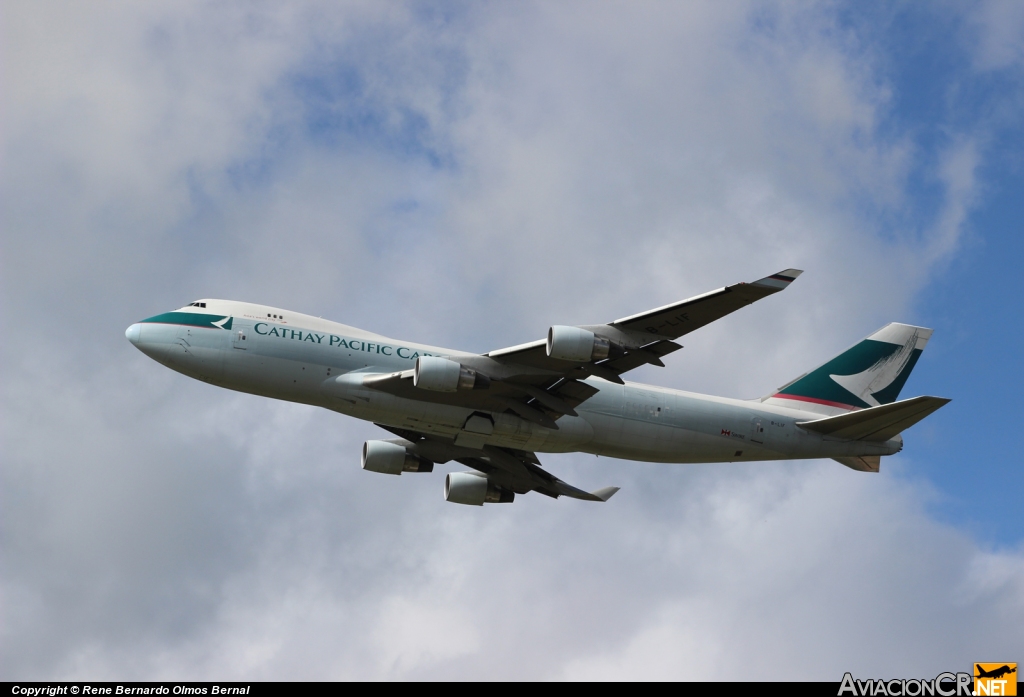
[125,269,950,505]
[976,665,1017,680]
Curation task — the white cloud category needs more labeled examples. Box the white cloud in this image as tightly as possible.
[924,138,980,265]
[970,0,1024,71]
[2,0,1018,681]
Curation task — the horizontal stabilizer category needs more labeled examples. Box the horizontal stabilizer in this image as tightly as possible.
[833,455,881,473]
[798,396,950,442]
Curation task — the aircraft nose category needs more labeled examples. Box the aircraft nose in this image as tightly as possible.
[125,323,142,345]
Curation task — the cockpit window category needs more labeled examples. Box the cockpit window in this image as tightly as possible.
[188,302,207,308]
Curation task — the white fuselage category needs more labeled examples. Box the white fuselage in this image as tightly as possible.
[127,301,900,464]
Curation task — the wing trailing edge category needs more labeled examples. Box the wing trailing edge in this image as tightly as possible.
[832,455,881,473]
[376,424,620,503]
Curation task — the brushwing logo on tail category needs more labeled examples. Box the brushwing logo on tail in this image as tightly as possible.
[830,330,919,407]
[772,323,931,410]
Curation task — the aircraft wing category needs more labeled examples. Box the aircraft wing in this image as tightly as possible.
[485,269,802,375]
[360,269,801,428]
[608,268,803,339]
[377,425,619,502]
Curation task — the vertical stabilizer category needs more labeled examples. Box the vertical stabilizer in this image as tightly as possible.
[762,323,933,416]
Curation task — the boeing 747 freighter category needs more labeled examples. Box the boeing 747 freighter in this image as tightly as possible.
[125,270,949,505]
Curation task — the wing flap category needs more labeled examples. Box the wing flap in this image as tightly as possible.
[388,427,619,502]
[600,340,683,374]
[798,396,950,441]
[832,456,881,472]
[454,450,618,502]
[553,379,601,406]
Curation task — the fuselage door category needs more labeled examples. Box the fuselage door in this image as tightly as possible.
[233,328,248,350]
[751,417,764,444]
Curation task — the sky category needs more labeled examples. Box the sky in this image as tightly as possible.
[2,0,1023,681]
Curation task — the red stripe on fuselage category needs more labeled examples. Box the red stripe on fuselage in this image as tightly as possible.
[770,393,859,410]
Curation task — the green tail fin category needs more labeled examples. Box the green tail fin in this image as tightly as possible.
[764,323,933,414]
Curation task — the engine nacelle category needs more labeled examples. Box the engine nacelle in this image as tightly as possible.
[444,472,515,505]
[361,440,434,475]
[546,325,621,362]
[414,356,490,391]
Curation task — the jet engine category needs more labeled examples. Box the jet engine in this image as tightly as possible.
[361,440,434,475]
[414,356,490,391]
[546,325,622,362]
[444,472,515,505]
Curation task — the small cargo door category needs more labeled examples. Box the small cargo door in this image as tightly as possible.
[750,417,765,444]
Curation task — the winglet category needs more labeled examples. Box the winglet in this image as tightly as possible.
[752,268,803,290]
[590,486,620,502]
[552,480,621,502]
